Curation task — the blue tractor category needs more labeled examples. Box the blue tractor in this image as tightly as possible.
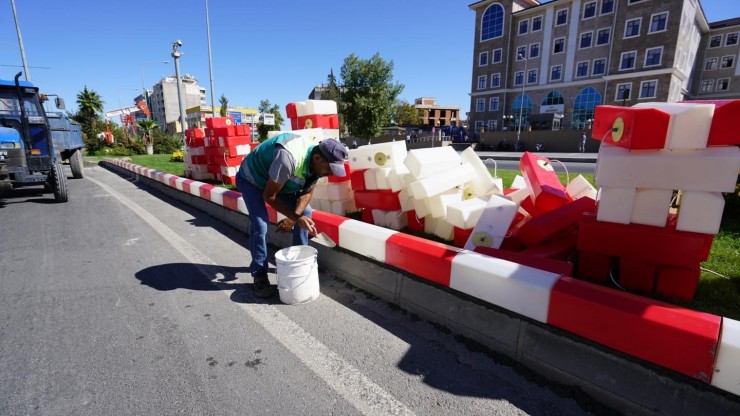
[0,72,68,202]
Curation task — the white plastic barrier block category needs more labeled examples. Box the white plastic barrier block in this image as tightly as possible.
[189,146,205,156]
[447,197,488,230]
[303,99,338,116]
[595,144,740,193]
[338,220,398,262]
[596,187,636,225]
[326,181,352,201]
[429,189,463,219]
[388,165,411,192]
[374,167,392,190]
[511,175,527,190]
[434,218,454,240]
[676,191,725,235]
[363,169,379,190]
[232,144,251,156]
[313,181,329,200]
[348,141,407,170]
[450,250,560,323]
[221,166,237,177]
[398,189,413,212]
[463,194,518,250]
[711,318,740,396]
[372,209,389,227]
[412,196,432,218]
[209,186,229,206]
[237,196,248,214]
[175,177,188,191]
[409,164,476,199]
[506,187,530,205]
[460,147,502,196]
[424,215,438,235]
[331,198,356,216]
[313,198,330,213]
[404,147,462,179]
[566,175,597,201]
[630,188,672,227]
[386,210,407,231]
[633,102,714,149]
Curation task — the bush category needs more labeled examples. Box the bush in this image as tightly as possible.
[171,150,184,162]
[153,133,184,154]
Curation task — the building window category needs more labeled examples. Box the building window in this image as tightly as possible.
[717,78,730,91]
[530,43,540,58]
[649,12,668,34]
[593,58,607,75]
[721,55,735,68]
[487,120,497,131]
[620,51,637,70]
[519,19,529,35]
[477,76,487,90]
[478,52,488,66]
[597,28,611,45]
[574,87,602,130]
[726,33,739,46]
[639,80,657,99]
[644,47,663,67]
[628,0,646,4]
[615,83,632,101]
[481,4,505,41]
[517,46,527,60]
[514,71,524,86]
[601,0,614,14]
[625,18,641,38]
[553,38,565,54]
[493,48,503,63]
[705,57,718,70]
[550,65,563,81]
[475,121,484,132]
[580,32,593,49]
[700,80,714,92]
[532,16,542,31]
[709,35,723,48]
[584,2,596,19]
[527,69,538,84]
[556,9,568,26]
[489,97,499,111]
[476,99,485,112]
[491,73,501,88]
[576,61,589,78]
[512,94,533,130]
[542,91,565,106]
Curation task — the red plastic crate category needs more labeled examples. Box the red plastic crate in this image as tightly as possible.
[520,152,570,212]
[654,266,701,302]
[591,105,670,149]
[205,117,234,128]
[618,257,657,293]
[353,190,401,211]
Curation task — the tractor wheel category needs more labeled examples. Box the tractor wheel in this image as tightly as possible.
[70,149,84,179]
[51,162,69,203]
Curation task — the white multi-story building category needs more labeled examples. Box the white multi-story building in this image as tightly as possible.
[149,74,206,133]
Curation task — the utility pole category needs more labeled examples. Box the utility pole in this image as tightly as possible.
[205,0,217,117]
[10,0,30,81]
[171,40,188,144]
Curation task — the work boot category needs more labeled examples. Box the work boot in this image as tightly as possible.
[253,273,277,298]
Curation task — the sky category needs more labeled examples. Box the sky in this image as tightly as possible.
[0,0,737,125]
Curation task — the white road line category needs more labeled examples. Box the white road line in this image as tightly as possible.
[87,173,416,416]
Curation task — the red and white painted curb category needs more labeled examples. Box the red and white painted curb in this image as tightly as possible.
[104,158,740,397]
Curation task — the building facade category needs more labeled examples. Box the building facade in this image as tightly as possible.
[149,74,206,133]
[414,97,462,127]
[468,0,738,135]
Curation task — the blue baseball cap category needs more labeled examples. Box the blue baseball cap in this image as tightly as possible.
[318,139,348,177]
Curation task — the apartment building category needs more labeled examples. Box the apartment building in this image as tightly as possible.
[149,74,206,133]
[415,97,462,127]
[468,0,737,135]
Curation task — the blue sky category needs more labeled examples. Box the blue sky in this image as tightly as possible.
[0,0,736,124]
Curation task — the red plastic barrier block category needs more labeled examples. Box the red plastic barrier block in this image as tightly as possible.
[519,152,570,212]
[205,117,234,128]
[206,164,221,174]
[311,210,348,247]
[499,235,524,251]
[654,266,701,302]
[220,175,236,186]
[353,190,401,211]
[328,161,352,183]
[406,211,424,232]
[575,250,613,283]
[519,196,546,217]
[249,142,260,151]
[222,155,243,167]
[679,99,740,146]
[548,277,721,381]
[223,190,241,211]
[618,257,657,293]
[474,246,573,276]
[235,124,251,136]
[186,137,205,148]
[387,233,460,287]
[181,179,195,194]
[453,227,474,248]
[522,230,578,262]
[519,198,595,247]
[286,102,297,119]
[204,146,224,157]
[211,126,237,138]
[361,208,374,224]
[592,105,670,149]
[296,114,339,129]
[168,176,178,188]
[219,135,251,148]
[191,155,207,165]
[265,204,278,224]
[577,213,712,269]
[198,183,215,200]
[186,128,205,139]
[350,169,367,191]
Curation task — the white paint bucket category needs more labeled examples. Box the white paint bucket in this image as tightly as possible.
[275,245,320,304]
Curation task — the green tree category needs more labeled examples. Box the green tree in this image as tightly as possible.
[394,100,418,125]
[137,119,159,145]
[339,53,404,140]
[76,86,104,137]
[219,94,228,117]
[321,68,345,133]
[256,99,284,142]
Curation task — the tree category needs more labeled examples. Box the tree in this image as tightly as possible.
[256,99,284,142]
[339,53,404,140]
[219,94,228,117]
[321,68,345,134]
[76,86,104,138]
[394,100,418,125]
[137,119,159,145]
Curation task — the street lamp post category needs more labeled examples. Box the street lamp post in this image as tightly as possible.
[171,40,188,144]
[141,61,169,119]
[205,0,217,117]
[10,0,30,81]
[517,53,527,149]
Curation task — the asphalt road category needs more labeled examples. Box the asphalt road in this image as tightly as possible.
[0,164,606,416]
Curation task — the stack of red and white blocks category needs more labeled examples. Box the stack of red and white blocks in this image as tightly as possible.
[202,117,252,185]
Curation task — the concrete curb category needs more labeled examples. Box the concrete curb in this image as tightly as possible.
[99,159,740,414]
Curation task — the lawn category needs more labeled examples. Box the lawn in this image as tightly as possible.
[112,154,740,320]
